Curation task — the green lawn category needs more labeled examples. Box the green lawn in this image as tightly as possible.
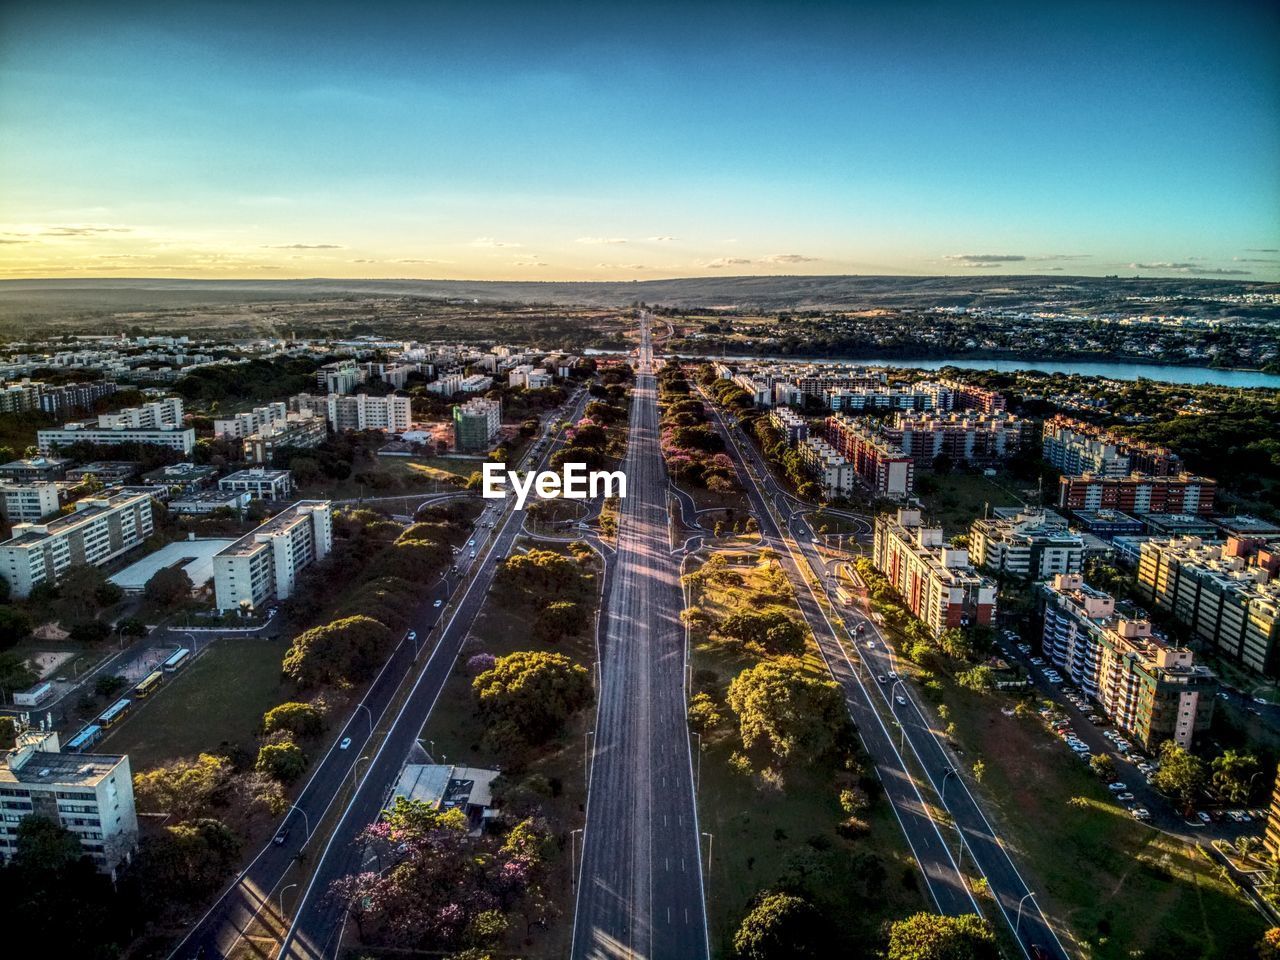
[916,470,1025,531]
[100,637,293,769]
[937,680,1267,958]
[689,551,927,958]
[417,540,600,959]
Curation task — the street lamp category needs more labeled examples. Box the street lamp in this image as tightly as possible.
[692,731,702,792]
[702,831,714,873]
[279,882,298,918]
[890,680,907,750]
[1016,891,1038,935]
[417,738,435,762]
[288,804,310,840]
[353,756,370,790]
[355,702,373,736]
[941,767,957,804]
[585,730,595,777]
[570,827,584,887]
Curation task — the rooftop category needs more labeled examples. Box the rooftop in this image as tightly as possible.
[2,749,123,787]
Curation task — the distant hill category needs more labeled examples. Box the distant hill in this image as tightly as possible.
[0,274,1277,319]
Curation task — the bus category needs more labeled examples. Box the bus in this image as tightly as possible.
[97,698,132,727]
[133,671,163,699]
[162,647,191,672]
[66,724,103,753]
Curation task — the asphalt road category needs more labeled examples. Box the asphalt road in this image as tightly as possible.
[706,398,1070,959]
[170,390,591,960]
[570,318,709,960]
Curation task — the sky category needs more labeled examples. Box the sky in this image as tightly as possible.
[1,0,1278,282]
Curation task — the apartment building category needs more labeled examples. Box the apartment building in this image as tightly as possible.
[170,489,251,515]
[797,437,856,497]
[453,397,502,452]
[141,462,219,491]
[242,413,327,464]
[1041,573,1217,749]
[872,509,997,634]
[0,457,71,482]
[213,401,288,440]
[824,382,952,412]
[768,406,808,445]
[507,365,552,390]
[882,411,1030,468]
[1,727,137,874]
[824,413,914,498]
[325,393,412,433]
[316,359,360,395]
[1057,473,1216,517]
[1042,416,1182,478]
[219,467,294,500]
[970,510,1086,579]
[37,396,194,455]
[1136,536,1280,677]
[213,500,333,611]
[0,378,117,417]
[733,373,772,406]
[940,379,1007,414]
[1266,764,1280,861]
[96,397,183,430]
[361,361,416,389]
[0,481,60,523]
[0,491,154,597]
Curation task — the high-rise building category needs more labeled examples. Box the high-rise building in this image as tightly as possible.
[1040,573,1217,749]
[213,402,288,440]
[797,437,856,497]
[1135,536,1280,677]
[1057,473,1216,517]
[324,393,412,433]
[0,491,154,597]
[768,407,808,445]
[872,509,997,634]
[213,501,333,611]
[316,359,361,394]
[453,397,501,452]
[824,413,914,498]
[969,510,1086,579]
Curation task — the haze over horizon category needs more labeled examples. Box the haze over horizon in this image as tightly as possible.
[1,0,1278,283]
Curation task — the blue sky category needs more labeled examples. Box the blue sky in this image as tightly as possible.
[1,0,1277,280]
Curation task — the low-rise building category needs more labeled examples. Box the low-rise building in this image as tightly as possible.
[0,481,60,523]
[38,421,196,456]
[453,397,501,452]
[0,457,72,482]
[141,462,219,491]
[1069,509,1145,541]
[212,500,333,612]
[1042,416,1182,477]
[969,510,1086,579]
[219,467,293,500]
[0,491,154,597]
[169,489,252,515]
[65,461,140,486]
[882,410,1030,468]
[242,413,326,464]
[1136,536,1280,677]
[1,726,138,874]
[1040,573,1217,750]
[872,508,997,634]
[1142,513,1220,538]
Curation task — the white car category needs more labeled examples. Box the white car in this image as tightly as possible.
[339,737,352,750]
[895,695,907,706]
[433,599,443,608]
[407,630,417,641]
[1131,807,1151,820]
[1116,792,1135,802]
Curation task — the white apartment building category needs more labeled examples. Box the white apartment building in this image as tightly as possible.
[1,727,138,874]
[426,373,464,396]
[508,365,553,389]
[325,393,412,433]
[769,406,809,445]
[0,491,154,597]
[219,467,294,500]
[37,396,193,455]
[214,401,288,440]
[969,510,1086,580]
[0,481,60,523]
[797,437,857,497]
[96,397,183,430]
[213,500,333,612]
[317,359,360,394]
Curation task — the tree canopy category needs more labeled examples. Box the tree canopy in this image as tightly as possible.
[732,891,831,960]
[886,912,999,960]
[282,615,394,687]
[726,657,850,764]
[472,650,593,752]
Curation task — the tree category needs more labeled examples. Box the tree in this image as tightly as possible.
[68,619,111,644]
[1257,927,1280,960]
[532,600,588,643]
[256,738,307,782]
[1211,749,1262,805]
[133,753,232,820]
[52,563,111,618]
[283,615,393,686]
[117,618,147,639]
[688,692,723,733]
[1090,754,1116,780]
[125,818,242,905]
[0,606,33,648]
[726,657,850,764]
[886,912,999,960]
[0,651,37,698]
[0,715,14,749]
[1152,740,1207,815]
[94,674,127,698]
[718,610,807,656]
[732,891,831,959]
[144,566,194,608]
[955,665,994,692]
[262,701,324,738]
[472,650,593,752]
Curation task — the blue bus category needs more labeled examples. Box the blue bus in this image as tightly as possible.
[66,724,104,752]
[162,648,191,672]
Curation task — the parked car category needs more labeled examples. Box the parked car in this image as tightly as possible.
[1131,807,1151,821]
[1108,782,1127,792]
[1117,792,1135,802]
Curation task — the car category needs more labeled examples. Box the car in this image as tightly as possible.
[1030,657,1045,666]
[339,737,352,750]
[1217,692,1230,700]
[877,675,888,684]
[1047,675,1064,685]
[895,695,907,706]
[468,539,476,546]
[407,630,417,641]
[888,670,899,680]
[1117,792,1135,802]
[433,599,443,608]
[1197,811,1212,823]
[470,550,476,558]
[273,828,289,845]
[1131,807,1151,820]
[866,640,875,649]
[1227,810,1244,822]
[1239,811,1254,822]
[1255,696,1270,706]
[1108,782,1127,791]
[855,623,865,634]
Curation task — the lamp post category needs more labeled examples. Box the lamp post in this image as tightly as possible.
[890,680,907,750]
[585,730,595,778]
[570,827,583,887]
[692,731,702,792]
[353,756,370,790]
[355,702,373,736]
[279,882,298,918]
[702,831,714,873]
[942,767,957,805]
[288,804,310,840]
[1016,891,1037,936]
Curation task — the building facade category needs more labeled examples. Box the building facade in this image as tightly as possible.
[1040,573,1217,749]
[824,413,914,498]
[882,411,1030,468]
[453,397,501,452]
[0,481,60,523]
[219,467,294,500]
[970,511,1086,579]
[325,393,412,433]
[212,500,333,611]
[1057,473,1216,517]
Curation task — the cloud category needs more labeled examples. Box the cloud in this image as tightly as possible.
[576,236,628,245]
[471,237,521,248]
[0,239,28,244]
[93,254,152,260]
[349,258,380,263]
[1234,256,1278,264]
[594,262,648,270]
[759,253,819,264]
[40,224,132,237]
[1129,262,1251,276]
[513,259,548,267]
[263,243,343,250]
[1047,266,1064,271]
[394,258,451,264]
[1246,248,1278,253]
[702,257,754,268]
[648,236,678,242]
[944,253,1027,266]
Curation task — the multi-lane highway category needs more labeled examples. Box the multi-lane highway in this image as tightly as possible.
[570,316,708,960]
[171,388,591,960]
[703,393,1070,960]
